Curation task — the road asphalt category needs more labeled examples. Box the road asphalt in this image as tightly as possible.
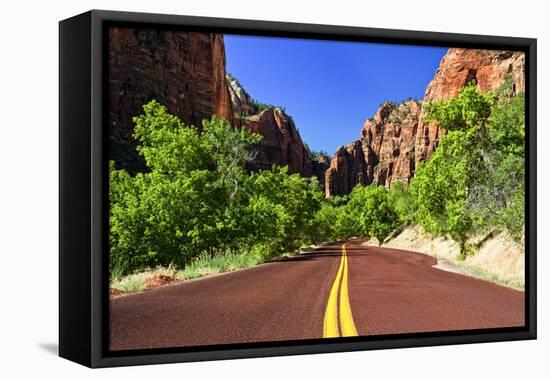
[110,241,524,351]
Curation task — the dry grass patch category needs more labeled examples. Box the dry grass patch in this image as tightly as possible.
[364,226,524,290]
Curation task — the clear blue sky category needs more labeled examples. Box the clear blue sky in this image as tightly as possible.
[225,35,447,155]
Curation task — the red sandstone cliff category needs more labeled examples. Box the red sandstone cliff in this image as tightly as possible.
[244,108,314,176]
[324,100,421,196]
[415,48,525,166]
[108,27,232,172]
[108,28,323,180]
[324,48,525,197]
[226,75,328,182]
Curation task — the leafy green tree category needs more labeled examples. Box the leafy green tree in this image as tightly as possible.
[411,80,525,252]
[411,85,494,252]
[309,203,340,243]
[243,166,323,254]
[482,78,525,239]
[345,185,400,244]
[109,100,264,273]
[410,129,478,252]
[424,84,493,131]
[388,180,416,225]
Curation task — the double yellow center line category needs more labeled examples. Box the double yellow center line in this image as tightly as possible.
[323,243,358,338]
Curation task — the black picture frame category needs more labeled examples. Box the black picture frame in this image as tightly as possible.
[59,9,537,368]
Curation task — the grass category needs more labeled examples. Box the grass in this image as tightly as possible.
[111,274,146,292]
[458,264,524,290]
[432,253,524,290]
[110,251,268,294]
[176,252,265,280]
[110,258,128,283]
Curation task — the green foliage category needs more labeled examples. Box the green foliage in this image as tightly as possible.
[345,185,400,244]
[424,84,493,131]
[304,143,329,160]
[410,128,478,250]
[176,251,264,280]
[110,100,263,273]
[110,100,323,274]
[483,82,525,239]
[411,80,525,251]
[310,203,340,244]
[307,185,402,245]
[387,181,416,225]
[110,78,525,278]
[243,166,323,253]
[251,99,286,114]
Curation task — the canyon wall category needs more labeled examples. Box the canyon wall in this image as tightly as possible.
[108,27,233,173]
[414,48,525,166]
[324,48,525,197]
[227,76,329,183]
[108,28,326,182]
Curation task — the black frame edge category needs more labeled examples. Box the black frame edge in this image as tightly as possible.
[89,9,536,48]
[526,38,537,340]
[59,11,93,367]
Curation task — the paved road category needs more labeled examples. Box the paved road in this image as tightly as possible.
[110,241,525,351]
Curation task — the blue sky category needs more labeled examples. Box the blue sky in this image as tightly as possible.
[225,35,447,155]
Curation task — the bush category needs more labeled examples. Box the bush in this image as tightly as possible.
[110,100,324,275]
[346,185,400,244]
[110,101,262,273]
[411,80,525,252]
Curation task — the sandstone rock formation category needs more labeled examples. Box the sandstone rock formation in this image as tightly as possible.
[324,100,421,196]
[108,27,325,182]
[415,48,525,166]
[324,48,525,197]
[227,74,257,121]
[226,76,329,183]
[243,108,314,177]
[108,27,232,172]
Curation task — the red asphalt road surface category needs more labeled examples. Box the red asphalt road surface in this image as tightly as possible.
[110,241,525,351]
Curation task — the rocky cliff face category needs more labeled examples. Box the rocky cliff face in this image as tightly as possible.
[362,100,422,187]
[415,48,525,166]
[108,27,233,172]
[108,32,523,196]
[243,108,314,177]
[324,100,421,196]
[324,48,525,197]
[108,27,323,181]
[227,75,257,121]
[226,76,328,182]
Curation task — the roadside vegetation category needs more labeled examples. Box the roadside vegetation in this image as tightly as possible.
[110,100,324,289]
[110,77,525,292]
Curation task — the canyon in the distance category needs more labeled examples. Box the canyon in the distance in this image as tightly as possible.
[108,28,525,196]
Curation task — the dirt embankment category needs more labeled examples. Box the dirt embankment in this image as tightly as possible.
[363,226,524,290]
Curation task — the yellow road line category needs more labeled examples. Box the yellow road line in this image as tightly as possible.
[339,244,358,336]
[323,246,344,338]
[323,243,358,338]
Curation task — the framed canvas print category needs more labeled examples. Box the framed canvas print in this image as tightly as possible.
[59,10,537,368]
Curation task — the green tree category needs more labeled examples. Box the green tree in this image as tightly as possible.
[109,100,264,273]
[345,185,400,244]
[411,85,494,252]
[411,80,525,252]
[481,78,525,239]
[388,180,416,225]
[243,166,323,254]
[310,203,340,243]
[424,84,493,131]
[410,129,478,252]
